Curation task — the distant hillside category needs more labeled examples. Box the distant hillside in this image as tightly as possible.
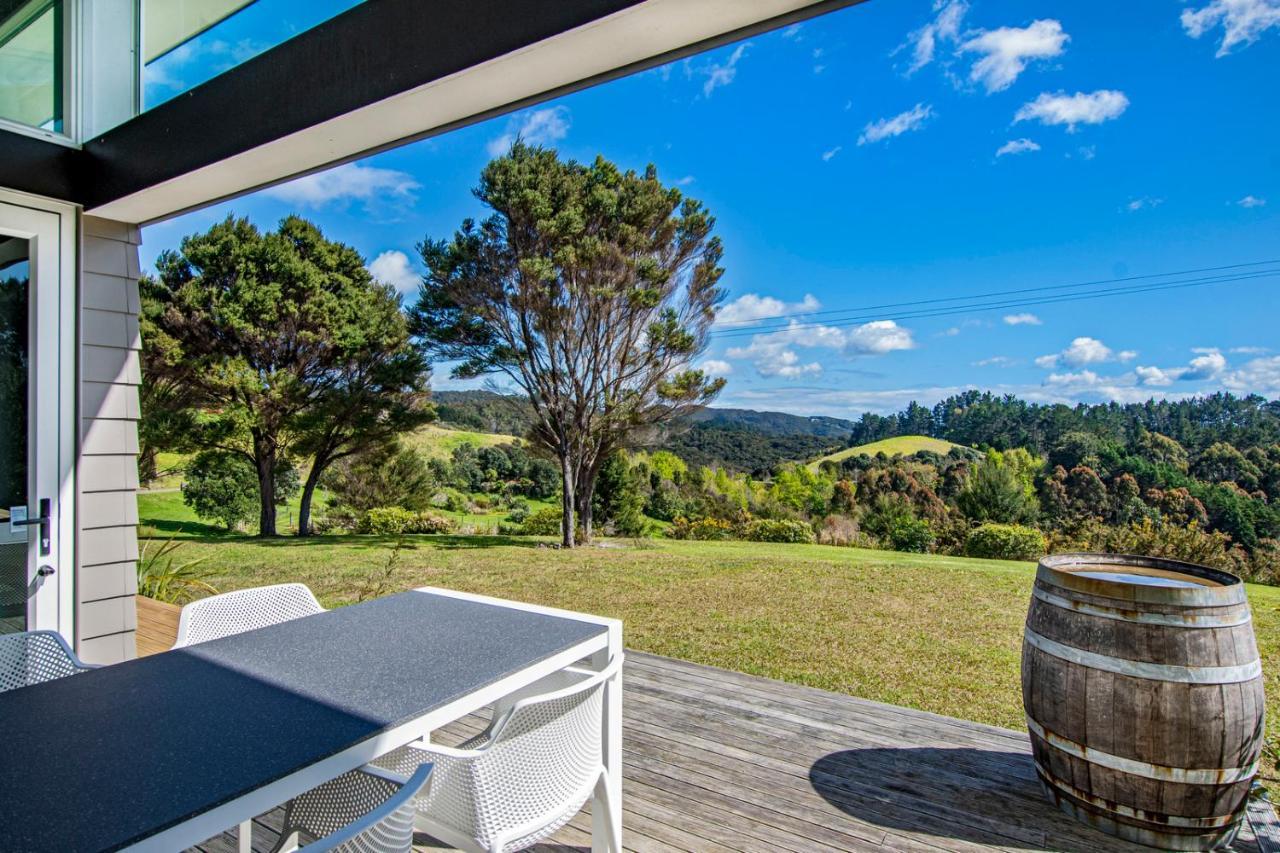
[402,424,520,461]
[811,435,963,469]
[431,391,851,472]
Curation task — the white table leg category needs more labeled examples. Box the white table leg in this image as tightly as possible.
[591,625,623,853]
[237,819,252,853]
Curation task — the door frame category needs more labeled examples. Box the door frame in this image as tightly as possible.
[0,188,77,641]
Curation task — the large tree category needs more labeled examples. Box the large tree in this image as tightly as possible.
[412,143,725,546]
[144,215,430,536]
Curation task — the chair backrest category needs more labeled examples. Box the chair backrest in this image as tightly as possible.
[305,764,433,853]
[174,583,324,647]
[431,656,622,849]
[0,630,91,694]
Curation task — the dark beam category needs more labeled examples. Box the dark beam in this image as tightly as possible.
[80,0,646,210]
[0,128,84,203]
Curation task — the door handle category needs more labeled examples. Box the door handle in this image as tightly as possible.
[10,498,51,556]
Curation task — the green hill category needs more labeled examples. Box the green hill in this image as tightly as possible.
[402,424,521,460]
[810,435,963,469]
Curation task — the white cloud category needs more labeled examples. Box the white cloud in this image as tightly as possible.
[725,319,915,379]
[486,106,571,156]
[1015,90,1129,132]
[781,24,803,40]
[1231,346,1270,354]
[1003,312,1042,325]
[813,64,827,74]
[959,19,1069,93]
[699,43,750,98]
[822,145,843,162]
[1223,355,1280,395]
[1135,348,1228,385]
[1237,194,1267,208]
[263,163,420,209]
[1035,336,1125,369]
[367,250,420,295]
[858,103,934,146]
[1184,348,1228,379]
[1125,196,1164,211]
[1135,365,1175,387]
[674,175,696,186]
[973,356,1016,367]
[716,293,820,327]
[898,0,969,75]
[698,359,733,377]
[996,138,1041,157]
[1077,145,1097,160]
[1181,0,1280,56]
[845,320,917,355]
[1046,369,1101,387]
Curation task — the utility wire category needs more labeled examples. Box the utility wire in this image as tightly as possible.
[711,258,1280,333]
[710,268,1280,340]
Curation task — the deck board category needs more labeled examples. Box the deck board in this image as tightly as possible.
[145,622,1274,851]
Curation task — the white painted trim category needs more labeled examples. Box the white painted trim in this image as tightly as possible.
[0,190,78,643]
[87,0,835,223]
[124,589,618,852]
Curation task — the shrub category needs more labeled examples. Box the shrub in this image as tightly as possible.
[888,517,935,553]
[965,523,1046,561]
[323,442,432,513]
[743,518,815,544]
[409,511,452,534]
[688,517,735,540]
[359,506,418,535]
[519,507,563,536]
[816,515,879,549]
[137,537,217,604]
[182,450,259,531]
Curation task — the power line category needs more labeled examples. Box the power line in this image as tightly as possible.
[710,268,1280,340]
[711,258,1280,333]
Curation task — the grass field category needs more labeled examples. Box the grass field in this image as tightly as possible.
[811,435,963,469]
[401,424,520,460]
[138,525,1280,762]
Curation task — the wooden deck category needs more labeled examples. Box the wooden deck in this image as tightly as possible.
[138,604,1276,852]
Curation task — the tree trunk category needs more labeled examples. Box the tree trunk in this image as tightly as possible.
[137,445,158,487]
[297,454,328,538]
[255,439,278,537]
[559,451,576,548]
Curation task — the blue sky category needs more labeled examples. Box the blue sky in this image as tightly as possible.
[141,0,1279,419]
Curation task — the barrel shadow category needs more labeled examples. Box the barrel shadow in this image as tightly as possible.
[809,747,1137,851]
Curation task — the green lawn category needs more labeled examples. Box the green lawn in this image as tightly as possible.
[137,524,1280,761]
[810,434,964,469]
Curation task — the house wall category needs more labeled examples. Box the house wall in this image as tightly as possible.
[76,216,142,664]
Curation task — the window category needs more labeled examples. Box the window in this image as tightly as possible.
[0,0,62,133]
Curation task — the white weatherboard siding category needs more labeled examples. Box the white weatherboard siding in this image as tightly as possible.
[77,216,142,663]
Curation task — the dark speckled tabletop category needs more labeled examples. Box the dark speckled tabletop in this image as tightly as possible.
[0,590,606,852]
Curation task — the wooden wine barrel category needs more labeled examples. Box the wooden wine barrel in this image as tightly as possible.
[1022,553,1264,851]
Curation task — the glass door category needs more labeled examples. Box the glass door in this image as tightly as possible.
[0,200,67,635]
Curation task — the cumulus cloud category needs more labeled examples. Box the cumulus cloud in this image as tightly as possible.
[1003,312,1042,325]
[487,106,571,156]
[996,138,1041,157]
[822,145,843,162]
[959,19,1069,93]
[697,359,733,377]
[716,293,820,327]
[1015,90,1129,132]
[1035,336,1129,369]
[1135,348,1228,386]
[1222,355,1280,395]
[263,163,420,209]
[1181,0,1280,56]
[725,319,915,379]
[1237,194,1267,208]
[858,103,934,146]
[898,0,969,75]
[367,250,420,295]
[699,43,750,97]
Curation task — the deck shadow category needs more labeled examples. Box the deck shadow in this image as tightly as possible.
[809,746,1136,852]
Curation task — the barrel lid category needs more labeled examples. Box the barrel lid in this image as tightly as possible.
[1038,552,1246,606]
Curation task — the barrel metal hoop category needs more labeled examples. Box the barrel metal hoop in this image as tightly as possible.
[1024,627,1262,684]
[1033,760,1243,829]
[1027,716,1259,784]
[1031,585,1253,628]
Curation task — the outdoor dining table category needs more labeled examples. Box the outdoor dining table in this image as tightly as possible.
[0,586,623,852]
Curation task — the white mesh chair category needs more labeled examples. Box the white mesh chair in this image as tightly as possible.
[373,655,623,853]
[268,763,433,853]
[0,630,96,693]
[174,583,325,647]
